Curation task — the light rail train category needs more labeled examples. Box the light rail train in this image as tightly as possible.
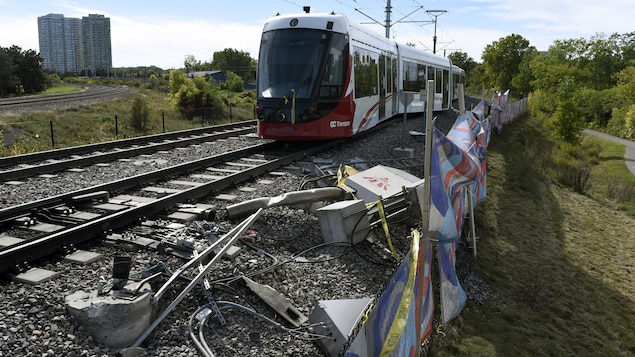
[256,7,464,141]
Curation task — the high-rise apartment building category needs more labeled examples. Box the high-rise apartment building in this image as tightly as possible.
[37,13,112,77]
[81,14,112,77]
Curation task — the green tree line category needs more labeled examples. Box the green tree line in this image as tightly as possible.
[0,46,48,97]
[450,31,635,143]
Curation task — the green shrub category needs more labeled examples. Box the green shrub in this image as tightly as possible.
[553,155,592,194]
[130,96,150,132]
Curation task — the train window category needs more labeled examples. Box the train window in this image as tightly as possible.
[417,64,426,90]
[403,61,418,91]
[258,29,332,99]
[436,68,443,93]
[443,69,450,107]
[353,46,379,98]
[385,54,392,93]
[318,33,348,99]
[392,56,397,93]
[428,66,435,83]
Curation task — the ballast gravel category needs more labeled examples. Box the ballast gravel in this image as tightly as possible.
[0,99,499,357]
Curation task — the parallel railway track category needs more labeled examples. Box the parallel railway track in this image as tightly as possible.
[0,139,341,275]
[0,120,258,182]
[0,84,130,107]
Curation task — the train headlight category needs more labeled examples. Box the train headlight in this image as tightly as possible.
[275,110,286,121]
[256,106,264,120]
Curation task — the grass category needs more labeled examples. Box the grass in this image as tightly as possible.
[0,87,253,156]
[42,85,82,95]
[427,113,635,356]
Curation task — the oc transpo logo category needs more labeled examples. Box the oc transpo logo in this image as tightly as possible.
[329,120,351,128]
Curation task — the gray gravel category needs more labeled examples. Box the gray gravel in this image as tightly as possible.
[0,100,497,357]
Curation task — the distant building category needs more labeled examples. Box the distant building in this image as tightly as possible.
[187,70,256,90]
[37,13,112,77]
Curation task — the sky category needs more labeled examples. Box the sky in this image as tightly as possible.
[0,0,634,69]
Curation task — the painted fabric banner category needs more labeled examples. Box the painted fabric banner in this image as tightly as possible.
[491,89,509,133]
[349,232,418,357]
[429,109,489,323]
[344,232,434,357]
[428,124,481,243]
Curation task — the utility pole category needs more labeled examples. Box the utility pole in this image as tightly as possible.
[385,0,392,38]
[426,10,447,54]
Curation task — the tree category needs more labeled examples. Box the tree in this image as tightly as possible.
[18,49,47,93]
[0,46,47,96]
[211,48,256,82]
[130,96,150,131]
[551,77,584,143]
[0,48,18,96]
[184,54,201,73]
[511,48,539,96]
[482,34,535,92]
[447,51,477,73]
[222,71,244,92]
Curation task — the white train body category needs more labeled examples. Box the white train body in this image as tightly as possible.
[256,9,464,140]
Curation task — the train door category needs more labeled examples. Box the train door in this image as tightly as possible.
[435,68,443,110]
[391,55,398,114]
[442,69,450,109]
[379,53,386,119]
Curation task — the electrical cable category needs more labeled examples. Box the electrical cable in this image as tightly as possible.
[188,300,336,356]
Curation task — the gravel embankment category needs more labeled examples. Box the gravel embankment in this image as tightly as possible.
[0,100,495,357]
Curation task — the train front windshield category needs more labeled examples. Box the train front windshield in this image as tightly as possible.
[257,28,348,122]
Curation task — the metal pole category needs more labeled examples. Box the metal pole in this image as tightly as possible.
[415,79,436,357]
[385,0,392,38]
[401,90,407,147]
[426,10,447,55]
[132,209,264,348]
[115,115,118,138]
[49,120,54,148]
[162,111,165,133]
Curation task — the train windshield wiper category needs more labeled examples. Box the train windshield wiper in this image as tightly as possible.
[280,76,312,104]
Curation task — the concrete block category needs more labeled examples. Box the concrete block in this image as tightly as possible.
[64,250,104,264]
[316,200,369,244]
[15,268,60,285]
[392,146,415,158]
[65,282,154,348]
[0,234,24,248]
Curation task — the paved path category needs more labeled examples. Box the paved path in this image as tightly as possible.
[583,129,635,176]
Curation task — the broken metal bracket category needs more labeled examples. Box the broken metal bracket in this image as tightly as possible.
[242,276,308,327]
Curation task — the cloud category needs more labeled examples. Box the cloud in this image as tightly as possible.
[110,18,262,68]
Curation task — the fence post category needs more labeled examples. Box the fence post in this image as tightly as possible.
[115,115,118,138]
[49,120,55,148]
[162,111,165,133]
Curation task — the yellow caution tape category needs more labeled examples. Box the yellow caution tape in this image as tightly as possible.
[291,88,296,124]
[377,199,399,261]
[380,229,420,356]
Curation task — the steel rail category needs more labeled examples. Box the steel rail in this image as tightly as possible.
[0,122,257,181]
[0,120,257,170]
[0,85,128,106]
[0,139,339,274]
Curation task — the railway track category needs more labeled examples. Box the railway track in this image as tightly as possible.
[0,120,258,182]
[0,85,130,107]
[0,110,448,356]
[0,138,342,275]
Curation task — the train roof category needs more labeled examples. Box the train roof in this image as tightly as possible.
[262,10,455,70]
[262,11,349,34]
